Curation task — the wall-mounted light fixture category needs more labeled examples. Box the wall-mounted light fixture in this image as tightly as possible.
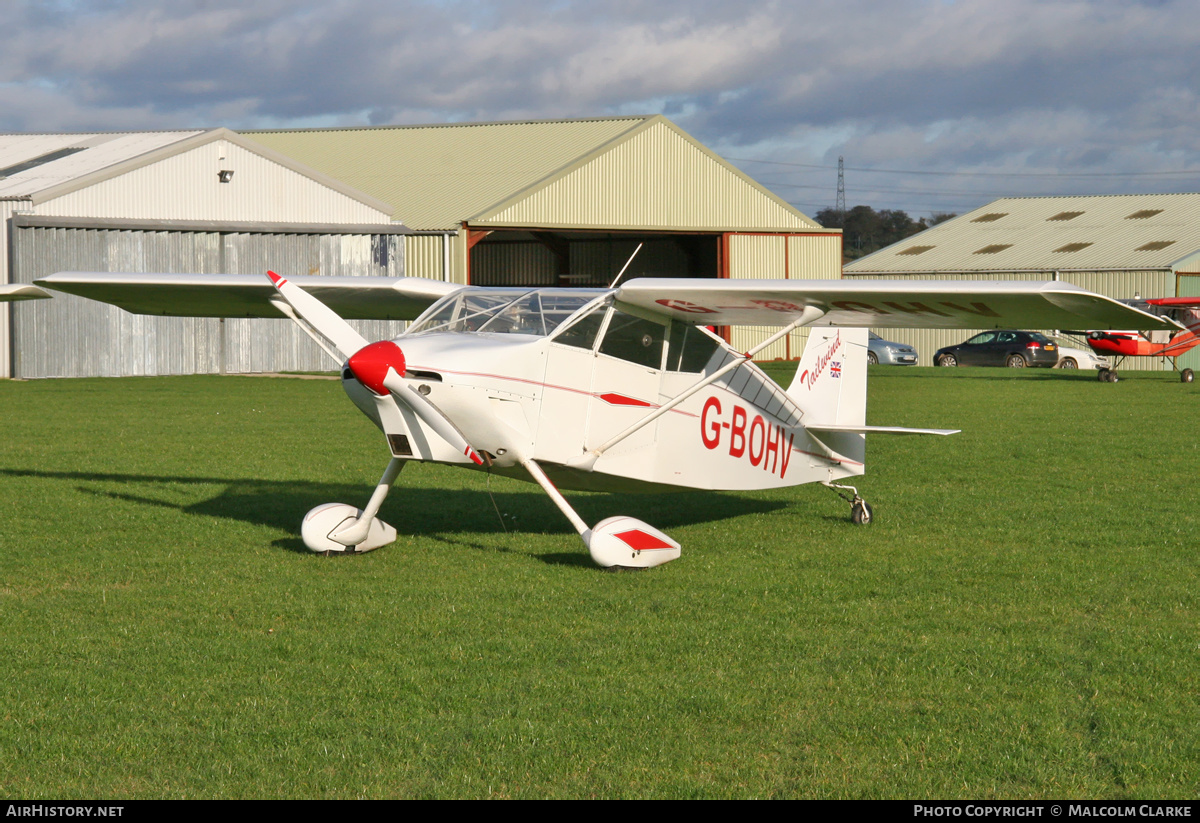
[218,170,234,183]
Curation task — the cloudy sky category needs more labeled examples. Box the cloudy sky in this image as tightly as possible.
[4,0,1199,219]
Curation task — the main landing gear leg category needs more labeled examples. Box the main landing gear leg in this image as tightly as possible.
[823,481,874,525]
[520,457,681,569]
[301,457,405,555]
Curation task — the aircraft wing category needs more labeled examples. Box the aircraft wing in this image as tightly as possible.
[34,272,460,320]
[0,284,52,301]
[615,278,1182,331]
[1145,297,1200,309]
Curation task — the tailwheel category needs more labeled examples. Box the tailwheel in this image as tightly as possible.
[824,481,874,526]
[851,499,873,525]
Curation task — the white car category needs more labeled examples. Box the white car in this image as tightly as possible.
[1052,339,1110,370]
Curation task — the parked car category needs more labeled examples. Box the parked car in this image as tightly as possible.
[867,332,918,365]
[1051,338,1110,370]
[934,330,1059,368]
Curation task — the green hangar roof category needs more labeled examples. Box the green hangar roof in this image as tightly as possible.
[246,115,821,233]
[844,193,1200,274]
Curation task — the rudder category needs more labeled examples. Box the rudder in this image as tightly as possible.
[785,327,869,427]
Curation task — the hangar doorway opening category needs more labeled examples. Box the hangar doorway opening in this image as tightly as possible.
[466,229,721,288]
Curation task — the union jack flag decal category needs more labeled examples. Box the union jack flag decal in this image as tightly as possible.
[830,361,842,378]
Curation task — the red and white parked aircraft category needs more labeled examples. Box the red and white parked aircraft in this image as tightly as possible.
[27,272,1177,568]
[1080,296,1200,382]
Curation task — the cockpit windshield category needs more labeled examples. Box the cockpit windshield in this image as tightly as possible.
[405,289,606,338]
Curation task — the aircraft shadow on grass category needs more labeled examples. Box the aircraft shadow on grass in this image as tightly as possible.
[0,468,788,565]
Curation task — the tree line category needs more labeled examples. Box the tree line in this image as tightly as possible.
[814,206,956,260]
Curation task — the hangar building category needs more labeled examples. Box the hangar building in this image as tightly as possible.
[843,193,1200,369]
[4,117,840,378]
[247,116,840,358]
[1,128,403,379]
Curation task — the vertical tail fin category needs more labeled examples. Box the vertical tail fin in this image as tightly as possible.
[786,327,868,426]
[786,328,869,468]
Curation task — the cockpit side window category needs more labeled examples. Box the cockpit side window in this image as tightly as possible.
[479,292,545,335]
[666,322,720,372]
[407,292,516,335]
[598,309,666,369]
[406,289,604,338]
[539,292,602,335]
[552,303,607,350]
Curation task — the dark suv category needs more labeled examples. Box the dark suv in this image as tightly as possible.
[934,330,1058,368]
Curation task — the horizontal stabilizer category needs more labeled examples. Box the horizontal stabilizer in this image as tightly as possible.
[35,272,459,320]
[806,424,959,436]
[0,284,52,302]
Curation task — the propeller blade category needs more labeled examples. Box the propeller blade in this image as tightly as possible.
[267,270,367,359]
[382,369,484,465]
[265,275,482,466]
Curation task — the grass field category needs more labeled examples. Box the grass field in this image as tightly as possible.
[1,366,1196,799]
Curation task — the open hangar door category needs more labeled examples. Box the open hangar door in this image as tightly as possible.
[463,228,841,361]
[466,229,721,288]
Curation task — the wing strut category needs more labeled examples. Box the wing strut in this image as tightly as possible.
[566,307,824,472]
[521,457,591,537]
[521,456,681,569]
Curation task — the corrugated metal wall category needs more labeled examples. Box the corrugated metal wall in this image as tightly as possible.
[404,234,449,283]
[38,139,391,224]
[482,120,818,231]
[1,200,28,378]
[841,270,1176,369]
[788,234,843,278]
[1174,252,1200,274]
[10,223,407,378]
[1059,270,1174,302]
[728,233,841,360]
[1177,273,1200,372]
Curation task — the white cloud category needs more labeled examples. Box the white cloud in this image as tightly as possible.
[2,0,1199,213]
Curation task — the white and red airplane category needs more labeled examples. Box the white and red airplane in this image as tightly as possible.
[27,271,1178,568]
[1078,296,1200,383]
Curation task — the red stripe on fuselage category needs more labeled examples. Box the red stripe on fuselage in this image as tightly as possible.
[406,364,698,418]
[402,364,842,465]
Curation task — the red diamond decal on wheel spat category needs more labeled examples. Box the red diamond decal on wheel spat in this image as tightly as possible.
[613,529,674,551]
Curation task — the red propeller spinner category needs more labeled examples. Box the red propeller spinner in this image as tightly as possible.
[346,341,406,395]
